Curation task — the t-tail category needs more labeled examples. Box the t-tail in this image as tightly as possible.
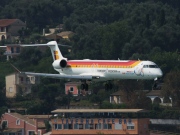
[47,41,68,69]
[47,41,65,61]
[19,41,68,69]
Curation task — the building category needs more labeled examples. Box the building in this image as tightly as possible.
[110,90,123,104]
[110,90,172,106]
[146,90,172,106]
[57,31,74,40]
[5,73,40,98]
[65,82,91,96]
[1,44,21,60]
[0,19,26,41]
[0,112,49,135]
[50,109,150,135]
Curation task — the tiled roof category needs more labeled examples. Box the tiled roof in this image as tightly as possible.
[0,19,18,27]
[6,113,48,128]
[8,113,36,126]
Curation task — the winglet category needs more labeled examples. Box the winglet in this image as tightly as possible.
[10,63,21,73]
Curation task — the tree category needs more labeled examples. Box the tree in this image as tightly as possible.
[162,71,180,107]
[157,9,166,26]
[114,80,148,108]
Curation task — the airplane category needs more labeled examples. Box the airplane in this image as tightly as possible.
[4,41,163,90]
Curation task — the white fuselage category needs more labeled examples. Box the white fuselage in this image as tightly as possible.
[54,60,163,81]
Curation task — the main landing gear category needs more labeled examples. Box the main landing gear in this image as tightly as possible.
[152,78,162,90]
[81,81,88,91]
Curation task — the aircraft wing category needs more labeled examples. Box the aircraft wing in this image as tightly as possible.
[21,72,93,80]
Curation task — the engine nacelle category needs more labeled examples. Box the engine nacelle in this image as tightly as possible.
[52,59,67,69]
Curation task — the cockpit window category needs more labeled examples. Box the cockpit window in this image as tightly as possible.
[143,65,149,68]
[149,65,159,68]
[143,65,159,68]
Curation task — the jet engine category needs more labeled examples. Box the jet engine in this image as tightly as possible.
[52,59,67,69]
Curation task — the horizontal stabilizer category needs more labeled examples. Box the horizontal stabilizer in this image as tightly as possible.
[21,72,93,80]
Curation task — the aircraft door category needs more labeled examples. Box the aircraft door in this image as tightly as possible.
[134,63,144,76]
[91,63,97,74]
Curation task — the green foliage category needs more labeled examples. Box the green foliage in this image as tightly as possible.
[44,120,51,132]
[100,101,126,109]
[0,0,180,115]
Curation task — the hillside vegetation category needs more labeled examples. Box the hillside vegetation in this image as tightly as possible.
[0,0,180,116]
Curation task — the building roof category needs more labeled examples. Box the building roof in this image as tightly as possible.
[111,90,150,96]
[25,115,52,119]
[5,113,47,129]
[57,31,74,37]
[110,90,123,96]
[3,128,22,133]
[51,109,148,113]
[146,90,162,97]
[8,113,36,126]
[0,19,18,27]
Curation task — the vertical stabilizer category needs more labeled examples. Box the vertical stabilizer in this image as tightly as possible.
[47,41,65,61]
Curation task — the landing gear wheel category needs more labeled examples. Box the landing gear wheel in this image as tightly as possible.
[85,83,88,91]
[81,84,85,90]
[81,83,89,91]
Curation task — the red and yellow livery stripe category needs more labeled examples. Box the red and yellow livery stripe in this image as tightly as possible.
[67,60,141,68]
[54,51,60,60]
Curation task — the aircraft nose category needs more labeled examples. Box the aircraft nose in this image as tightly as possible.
[157,69,163,77]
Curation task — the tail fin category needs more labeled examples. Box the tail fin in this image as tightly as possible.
[20,41,66,61]
[47,41,65,61]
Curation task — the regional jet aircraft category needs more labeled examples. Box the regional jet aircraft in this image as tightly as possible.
[4,41,163,90]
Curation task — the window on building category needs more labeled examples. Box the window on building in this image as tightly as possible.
[115,123,122,130]
[2,120,8,129]
[90,124,94,129]
[17,131,22,135]
[9,133,15,135]
[108,124,112,129]
[95,123,102,129]
[85,124,90,129]
[103,124,108,129]
[11,47,14,53]
[19,77,23,83]
[31,77,35,81]
[28,131,35,135]
[79,124,84,129]
[127,123,135,130]
[26,77,30,84]
[9,87,13,92]
[38,131,41,135]
[54,124,57,130]
[70,87,74,92]
[74,123,79,129]
[54,124,62,130]
[68,124,73,129]
[16,119,20,125]
[16,47,20,53]
[64,124,69,129]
